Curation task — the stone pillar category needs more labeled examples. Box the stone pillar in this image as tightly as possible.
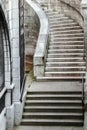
[8,0,21,125]
[81,0,87,130]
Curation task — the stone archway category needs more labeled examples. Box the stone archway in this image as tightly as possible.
[0,5,12,90]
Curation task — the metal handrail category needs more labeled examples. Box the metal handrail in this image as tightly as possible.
[20,74,27,102]
[82,33,86,105]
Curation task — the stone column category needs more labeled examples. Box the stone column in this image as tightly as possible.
[81,0,87,130]
[8,0,21,125]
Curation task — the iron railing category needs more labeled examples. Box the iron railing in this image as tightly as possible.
[0,87,6,113]
[19,0,25,90]
[20,74,26,102]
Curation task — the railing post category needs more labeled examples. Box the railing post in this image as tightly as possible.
[81,0,87,129]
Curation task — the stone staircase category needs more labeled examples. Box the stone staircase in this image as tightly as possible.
[21,1,85,127]
[37,10,86,80]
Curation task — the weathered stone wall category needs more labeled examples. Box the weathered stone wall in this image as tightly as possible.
[24,1,39,72]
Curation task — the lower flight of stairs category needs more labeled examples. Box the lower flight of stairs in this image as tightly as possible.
[21,90,84,126]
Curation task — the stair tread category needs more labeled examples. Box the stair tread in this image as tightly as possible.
[37,76,85,80]
[51,33,84,37]
[23,112,83,116]
[45,71,85,74]
[22,119,83,122]
[24,106,83,109]
[47,57,84,59]
[48,53,84,55]
[25,100,82,103]
[46,61,85,64]
[50,22,77,26]
[50,41,83,43]
[49,45,84,47]
[50,26,81,30]
[26,95,82,97]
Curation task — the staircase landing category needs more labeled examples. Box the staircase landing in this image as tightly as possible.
[13,126,83,130]
[28,81,82,92]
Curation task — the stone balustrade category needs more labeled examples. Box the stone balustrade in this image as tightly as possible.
[25,0,49,77]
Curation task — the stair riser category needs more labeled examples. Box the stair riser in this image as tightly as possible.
[24,108,83,113]
[46,64,85,68]
[50,42,83,45]
[27,92,82,95]
[50,27,81,31]
[23,115,83,120]
[48,54,84,58]
[51,30,83,34]
[50,23,78,28]
[47,59,83,62]
[25,102,82,106]
[21,122,83,126]
[49,46,84,49]
[45,68,85,72]
[45,74,85,77]
[48,50,84,53]
[50,38,84,41]
[51,34,83,37]
[26,97,82,100]
[49,17,69,21]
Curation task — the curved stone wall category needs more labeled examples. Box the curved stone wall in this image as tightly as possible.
[25,0,49,77]
[59,0,84,27]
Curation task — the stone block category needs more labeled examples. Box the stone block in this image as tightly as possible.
[34,65,44,77]
[14,102,22,125]
[6,105,14,130]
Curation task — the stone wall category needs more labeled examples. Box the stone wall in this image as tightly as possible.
[24,1,39,72]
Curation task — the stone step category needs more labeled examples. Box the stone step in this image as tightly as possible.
[48,14,64,18]
[47,57,84,61]
[45,71,85,74]
[21,119,83,126]
[49,45,84,49]
[27,91,82,95]
[50,41,84,45]
[37,76,85,80]
[48,49,84,53]
[25,100,82,106]
[26,95,82,100]
[22,112,83,120]
[50,26,81,31]
[50,19,74,25]
[50,29,83,34]
[24,106,83,113]
[46,61,85,64]
[45,66,86,72]
[50,22,78,28]
[48,53,84,58]
[50,33,84,37]
[51,37,84,41]
[49,16,69,20]
[45,72,85,77]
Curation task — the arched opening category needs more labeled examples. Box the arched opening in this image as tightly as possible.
[0,5,12,91]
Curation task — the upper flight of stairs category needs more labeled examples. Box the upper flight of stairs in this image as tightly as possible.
[37,10,86,80]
